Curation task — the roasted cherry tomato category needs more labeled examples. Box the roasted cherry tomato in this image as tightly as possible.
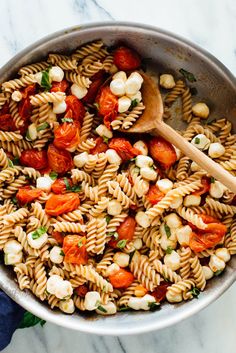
[96,86,118,127]
[149,136,177,169]
[51,177,73,194]
[20,149,48,170]
[45,193,80,216]
[65,95,85,123]
[50,80,69,93]
[188,213,222,231]
[109,216,136,248]
[53,122,80,151]
[63,234,87,265]
[21,84,36,98]
[47,144,73,174]
[16,186,42,205]
[51,231,64,245]
[82,72,106,104]
[109,269,134,289]
[75,284,88,297]
[109,137,140,161]
[113,46,141,71]
[151,282,169,302]
[90,137,108,154]
[0,114,16,131]
[0,102,10,114]
[193,176,211,196]
[146,185,165,205]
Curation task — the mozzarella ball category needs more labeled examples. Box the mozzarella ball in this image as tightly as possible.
[107,200,122,216]
[96,301,117,315]
[192,102,210,119]
[105,149,122,165]
[160,234,177,251]
[135,155,153,168]
[36,176,53,192]
[110,78,126,96]
[170,195,183,209]
[215,248,230,263]
[34,72,43,85]
[71,83,88,99]
[164,250,181,271]
[118,96,131,113]
[202,266,214,280]
[135,211,151,228]
[4,252,23,265]
[209,181,226,199]
[127,91,142,102]
[125,77,142,96]
[129,72,143,85]
[46,275,64,295]
[53,100,67,114]
[166,291,183,303]
[160,74,175,89]
[4,240,22,254]
[209,254,226,272]
[156,179,173,194]
[84,291,101,311]
[133,140,148,156]
[140,167,157,181]
[191,134,210,150]
[27,123,38,141]
[96,124,113,139]
[128,297,143,310]
[133,238,143,250]
[208,143,225,159]
[105,263,120,277]
[160,222,176,240]
[55,280,73,299]
[27,231,48,249]
[176,225,192,246]
[49,66,64,82]
[11,90,22,102]
[50,246,64,264]
[190,161,201,172]
[165,213,182,229]
[74,152,89,168]
[184,194,201,207]
[59,299,75,314]
[140,294,157,311]
[134,178,149,197]
[113,71,127,82]
[113,252,130,268]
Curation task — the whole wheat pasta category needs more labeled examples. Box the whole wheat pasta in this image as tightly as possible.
[9,99,23,128]
[18,61,50,76]
[92,153,108,179]
[190,256,206,290]
[121,103,145,129]
[79,61,104,77]
[48,54,77,70]
[117,280,140,307]
[2,74,36,92]
[149,250,182,283]
[77,138,96,153]
[30,92,65,106]
[179,247,192,279]
[53,221,86,233]
[165,79,185,106]
[72,40,104,61]
[181,87,192,122]
[205,197,236,215]
[65,71,91,88]
[0,148,9,170]
[166,279,195,302]
[80,112,94,141]
[0,131,22,142]
[107,180,135,208]
[177,207,207,229]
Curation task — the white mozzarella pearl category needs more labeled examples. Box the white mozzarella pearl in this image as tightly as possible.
[208,143,225,158]
[135,155,153,168]
[209,181,226,199]
[84,291,101,311]
[105,149,122,165]
[133,140,148,155]
[110,78,126,96]
[113,71,127,82]
[140,167,157,181]
[113,252,130,268]
[107,200,122,216]
[140,294,157,311]
[95,124,113,139]
[105,263,120,277]
[134,178,149,197]
[215,248,231,263]
[49,246,64,264]
[3,240,23,254]
[128,72,143,85]
[156,179,173,194]
[73,152,89,168]
[71,83,88,99]
[190,161,201,172]
[165,213,182,229]
[209,254,226,272]
[127,91,142,102]
[59,299,75,314]
[192,102,210,119]
[159,74,175,89]
[36,176,53,192]
[53,100,67,114]
[54,280,73,299]
[191,134,210,150]
[125,77,142,96]
[118,96,131,113]
[11,90,22,102]
[34,72,43,85]
[169,196,183,209]
[46,275,64,295]
[27,231,48,249]
[176,225,192,246]
[4,252,23,265]
[135,211,151,228]
[183,195,201,207]
[133,238,143,250]
[164,250,181,271]
[166,291,183,303]
[49,66,64,82]
[96,301,117,315]
[202,266,214,280]
[27,123,38,141]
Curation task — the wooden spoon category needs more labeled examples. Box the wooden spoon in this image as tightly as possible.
[125,72,236,193]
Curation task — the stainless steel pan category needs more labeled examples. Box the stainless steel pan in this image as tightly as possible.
[0,22,235,335]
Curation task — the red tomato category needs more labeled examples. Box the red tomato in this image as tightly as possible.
[189,222,226,252]
[109,138,140,161]
[51,231,64,245]
[18,97,32,134]
[21,84,36,98]
[0,102,9,114]
[146,185,165,205]
[16,187,42,205]
[51,177,73,194]
[47,144,73,174]
[193,176,211,196]
[82,74,105,104]
[63,235,88,265]
[53,122,80,151]
[96,86,118,117]
[149,136,177,169]
[109,216,136,248]
[45,193,80,216]
[109,269,134,289]
[113,46,141,71]
[151,282,169,302]
[90,137,108,154]
[0,114,16,131]
[20,149,48,170]
[50,80,69,93]
[75,284,88,297]
[188,213,222,231]
[65,95,85,123]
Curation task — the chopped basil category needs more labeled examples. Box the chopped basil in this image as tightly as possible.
[190,287,200,298]
[12,157,20,165]
[179,68,197,83]
[18,312,46,329]
[129,98,139,110]
[64,178,81,193]
[77,240,83,248]
[164,224,171,238]
[107,232,119,240]
[64,177,71,191]
[37,122,50,131]
[12,196,18,205]
[194,137,200,144]
[41,68,52,90]
[97,305,107,313]
[25,129,32,141]
[60,250,65,256]
[49,171,58,180]
[102,136,109,144]
[61,118,73,123]
[117,239,127,249]
[210,177,215,183]
[118,306,130,312]
[105,215,112,224]
[7,158,14,168]
[214,270,223,276]
[31,226,47,240]
[166,246,173,254]
[148,302,160,311]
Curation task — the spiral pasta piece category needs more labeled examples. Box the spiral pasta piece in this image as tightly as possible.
[181,87,192,122]
[53,221,86,233]
[107,180,135,208]
[30,92,65,106]
[190,256,206,290]
[149,250,182,283]
[179,247,192,279]
[205,197,236,215]
[177,207,207,229]
[165,80,185,106]
[48,54,77,70]
[2,74,36,92]
[65,71,91,88]
[121,103,145,129]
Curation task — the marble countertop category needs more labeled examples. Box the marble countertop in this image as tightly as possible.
[1,0,236,352]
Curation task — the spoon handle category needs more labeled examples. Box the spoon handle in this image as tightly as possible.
[154,121,236,194]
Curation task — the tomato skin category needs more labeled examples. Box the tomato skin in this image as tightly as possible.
[149,136,177,169]
[50,80,69,93]
[193,176,211,196]
[146,185,165,205]
[20,149,48,170]
[21,84,36,98]
[63,234,88,265]
[108,137,140,161]
[51,177,72,194]
[53,122,80,151]
[75,284,88,297]
[45,193,80,216]
[90,137,108,154]
[113,46,141,71]
[51,231,64,245]
[18,97,32,134]
[65,95,85,123]
[109,216,136,248]
[96,86,118,118]
[0,114,16,131]
[151,282,169,302]
[82,73,105,104]
[109,269,134,289]
[47,144,73,174]
[16,187,42,205]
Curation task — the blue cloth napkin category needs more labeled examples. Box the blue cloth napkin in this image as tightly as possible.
[0,291,24,351]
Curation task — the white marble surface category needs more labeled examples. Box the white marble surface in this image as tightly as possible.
[1,0,236,352]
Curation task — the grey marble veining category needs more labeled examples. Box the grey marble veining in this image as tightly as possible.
[0,0,236,352]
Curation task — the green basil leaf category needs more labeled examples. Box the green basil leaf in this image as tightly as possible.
[130,98,139,110]
[214,270,223,276]
[49,171,58,180]
[31,226,47,240]
[41,68,52,90]
[64,178,71,191]
[164,224,171,238]
[37,122,50,131]
[166,246,173,254]
[117,239,127,249]
[60,250,65,256]
[148,302,160,311]
[118,306,130,312]
[102,136,109,144]
[190,287,200,298]
[210,177,215,183]
[18,312,46,329]
[12,196,18,205]
[7,158,14,168]
[194,137,200,144]
[61,118,74,123]
[70,185,81,193]
[179,68,197,83]
[105,215,112,224]
[97,305,107,313]
[107,232,119,240]
[12,157,20,165]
